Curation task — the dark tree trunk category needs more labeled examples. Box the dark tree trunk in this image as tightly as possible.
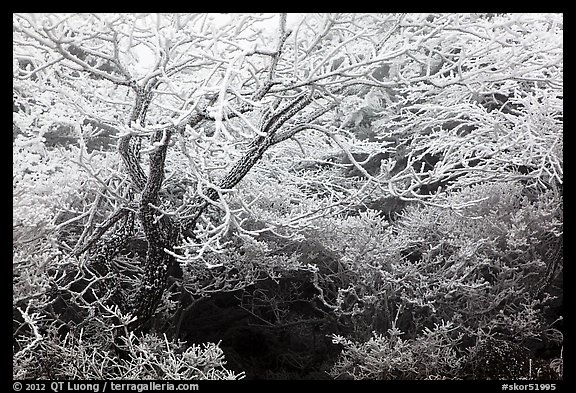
[109,88,316,330]
[128,128,181,329]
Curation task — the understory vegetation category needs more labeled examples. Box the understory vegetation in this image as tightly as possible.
[14,13,562,380]
[13,139,564,380]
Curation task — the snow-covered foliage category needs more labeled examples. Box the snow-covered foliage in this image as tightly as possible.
[14,13,562,380]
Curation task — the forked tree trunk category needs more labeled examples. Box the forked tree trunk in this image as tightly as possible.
[81,87,317,331]
[128,128,180,329]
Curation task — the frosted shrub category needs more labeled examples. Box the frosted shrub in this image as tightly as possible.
[14,327,244,380]
[283,209,401,339]
[330,321,463,380]
[386,181,562,333]
[323,180,561,379]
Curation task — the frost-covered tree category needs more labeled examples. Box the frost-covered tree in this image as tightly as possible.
[14,13,562,371]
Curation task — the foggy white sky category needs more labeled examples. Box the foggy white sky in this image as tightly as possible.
[132,13,304,77]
